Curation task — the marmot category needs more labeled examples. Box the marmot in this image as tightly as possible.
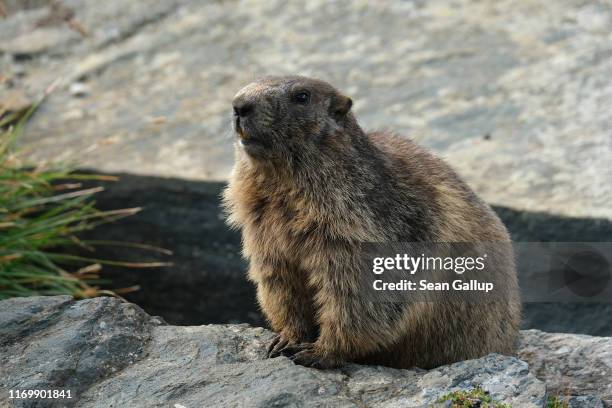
[223,75,521,369]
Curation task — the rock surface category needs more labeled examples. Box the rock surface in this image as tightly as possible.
[0,296,536,407]
[1,296,611,407]
[1,0,611,219]
[1,0,611,337]
[519,330,612,407]
[0,296,160,407]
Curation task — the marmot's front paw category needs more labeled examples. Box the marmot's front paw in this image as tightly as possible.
[267,333,297,358]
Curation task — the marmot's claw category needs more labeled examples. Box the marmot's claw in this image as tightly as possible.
[267,334,290,358]
[280,342,313,357]
[289,348,328,369]
[288,345,341,369]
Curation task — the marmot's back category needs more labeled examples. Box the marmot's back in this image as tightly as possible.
[368,131,511,244]
[359,131,521,368]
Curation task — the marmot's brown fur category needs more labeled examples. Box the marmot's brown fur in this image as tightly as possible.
[223,75,521,369]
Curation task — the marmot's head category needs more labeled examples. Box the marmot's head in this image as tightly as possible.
[232,76,354,164]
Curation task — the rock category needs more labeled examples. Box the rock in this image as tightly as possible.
[0,0,609,219]
[69,81,90,97]
[0,27,77,57]
[566,395,605,408]
[1,0,610,339]
[0,89,33,118]
[0,296,550,407]
[519,329,612,406]
[0,296,161,405]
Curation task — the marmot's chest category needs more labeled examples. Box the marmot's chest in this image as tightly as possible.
[246,194,319,255]
[243,190,378,262]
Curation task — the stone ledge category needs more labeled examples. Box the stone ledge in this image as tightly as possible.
[2,296,610,407]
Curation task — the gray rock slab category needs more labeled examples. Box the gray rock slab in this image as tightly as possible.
[0,296,548,407]
[1,0,610,219]
[567,395,605,408]
[519,329,612,407]
[0,296,162,408]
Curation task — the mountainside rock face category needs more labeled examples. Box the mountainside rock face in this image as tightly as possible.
[1,296,610,407]
[1,0,611,219]
[1,0,611,338]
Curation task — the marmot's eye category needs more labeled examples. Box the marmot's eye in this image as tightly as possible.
[292,91,310,104]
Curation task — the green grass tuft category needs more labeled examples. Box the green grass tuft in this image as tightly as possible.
[546,395,569,408]
[0,94,168,300]
[437,387,511,408]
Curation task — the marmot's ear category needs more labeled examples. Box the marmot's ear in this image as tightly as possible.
[331,94,353,119]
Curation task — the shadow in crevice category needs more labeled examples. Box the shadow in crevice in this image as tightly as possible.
[78,173,259,327]
[78,172,612,335]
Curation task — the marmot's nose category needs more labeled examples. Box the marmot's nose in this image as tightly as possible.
[233,99,254,118]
